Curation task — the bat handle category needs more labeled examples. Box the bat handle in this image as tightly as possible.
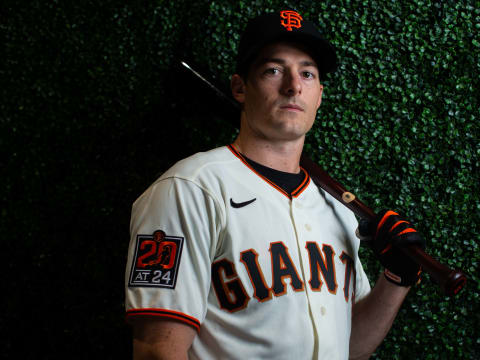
[401,245,467,296]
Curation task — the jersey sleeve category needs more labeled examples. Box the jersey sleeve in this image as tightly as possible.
[341,203,372,302]
[353,254,371,302]
[124,176,225,331]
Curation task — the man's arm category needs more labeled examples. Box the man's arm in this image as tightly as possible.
[349,273,410,360]
[132,318,197,360]
[349,210,425,358]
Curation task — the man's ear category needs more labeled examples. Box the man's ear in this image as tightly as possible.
[316,84,324,109]
[231,74,246,104]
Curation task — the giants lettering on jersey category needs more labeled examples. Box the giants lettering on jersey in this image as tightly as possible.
[212,241,356,312]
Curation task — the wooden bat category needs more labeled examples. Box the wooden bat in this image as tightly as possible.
[180,60,467,296]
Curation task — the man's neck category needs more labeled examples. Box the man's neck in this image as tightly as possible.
[232,134,304,173]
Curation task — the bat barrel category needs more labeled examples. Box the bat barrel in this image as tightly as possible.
[402,245,467,295]
[444,271,467,296]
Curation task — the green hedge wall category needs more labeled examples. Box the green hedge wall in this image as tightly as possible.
[3,0,478,358]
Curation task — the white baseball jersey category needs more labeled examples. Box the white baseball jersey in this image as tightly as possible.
[125,145,371,360]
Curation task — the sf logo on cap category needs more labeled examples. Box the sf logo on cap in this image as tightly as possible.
[280,10,303,31]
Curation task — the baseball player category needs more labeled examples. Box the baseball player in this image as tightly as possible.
[125,9,425,360]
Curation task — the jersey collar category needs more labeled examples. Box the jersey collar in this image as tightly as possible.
[227,144,310,199]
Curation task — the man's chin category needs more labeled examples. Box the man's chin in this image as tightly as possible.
[263,125,309,142]
[271,118,312,138]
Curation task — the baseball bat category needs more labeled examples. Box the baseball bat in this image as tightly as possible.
[299,155,467,296]
[180,60,467,296]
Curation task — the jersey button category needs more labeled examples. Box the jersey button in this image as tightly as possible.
[305,224,312,231]
[321,306,327,316]
[295,202,302,209]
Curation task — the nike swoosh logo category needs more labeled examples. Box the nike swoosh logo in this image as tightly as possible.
[230,198,256,208]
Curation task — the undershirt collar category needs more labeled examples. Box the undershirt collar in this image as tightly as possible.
[241,153,306,195]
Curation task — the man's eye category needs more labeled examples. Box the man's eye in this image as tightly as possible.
[302,71,315,79]
[264,68,280,75]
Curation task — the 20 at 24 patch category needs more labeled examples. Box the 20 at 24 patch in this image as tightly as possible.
[128,230,184,289]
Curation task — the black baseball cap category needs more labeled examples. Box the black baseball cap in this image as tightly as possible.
[236,9,337,79]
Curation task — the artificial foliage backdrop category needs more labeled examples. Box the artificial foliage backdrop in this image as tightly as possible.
[2,0,479,358]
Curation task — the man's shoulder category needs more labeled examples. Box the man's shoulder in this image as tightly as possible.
[159,145,237,182]
[138,145,242,205]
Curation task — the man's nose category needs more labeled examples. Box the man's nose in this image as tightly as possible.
[281,71,302,96]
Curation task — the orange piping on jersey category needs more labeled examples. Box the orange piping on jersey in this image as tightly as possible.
[126,308,201,332]
[291,167,310,197]
[227,144,310,199]
[228,144,290,198]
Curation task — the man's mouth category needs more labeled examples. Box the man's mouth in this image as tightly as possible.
[280,103,304,111]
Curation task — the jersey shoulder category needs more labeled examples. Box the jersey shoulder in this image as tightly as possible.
[158,146,237,184]
[131,146,236,233]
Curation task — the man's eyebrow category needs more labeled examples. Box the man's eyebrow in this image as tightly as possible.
[257,57,318,68]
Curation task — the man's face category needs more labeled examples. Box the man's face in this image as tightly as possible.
[233,41,323,142]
